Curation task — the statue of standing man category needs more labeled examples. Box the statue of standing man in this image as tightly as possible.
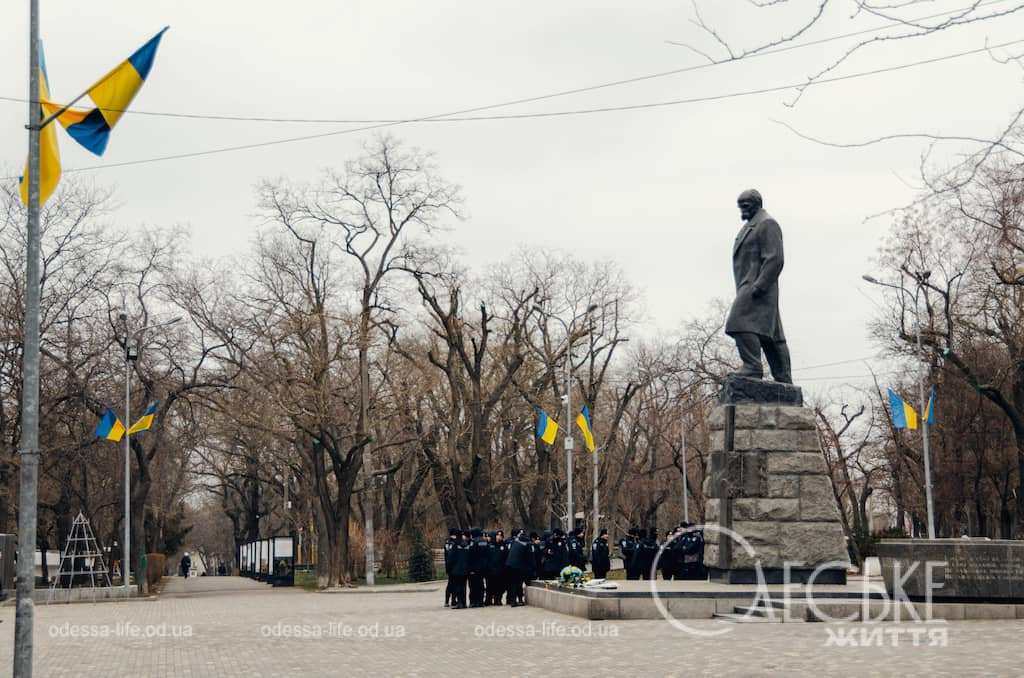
[725,189,793,384]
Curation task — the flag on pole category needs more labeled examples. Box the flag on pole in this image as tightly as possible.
[887,388,918,430]
[576,406,596,453]
[19,43,61,205]
[128,400,159,434]
[535,409,559,445]
[50,27,168,156]
[923,386,937,426]
[95,408,125,442]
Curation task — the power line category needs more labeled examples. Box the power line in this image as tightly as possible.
[1,0,1014,125]
[9,37,1018,179]
[792,355,884,372]
[799,370,900,382]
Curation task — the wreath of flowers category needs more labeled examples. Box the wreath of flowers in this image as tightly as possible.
[558,565,590,588]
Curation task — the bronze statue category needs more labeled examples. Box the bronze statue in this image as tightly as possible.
[725,189,792,383]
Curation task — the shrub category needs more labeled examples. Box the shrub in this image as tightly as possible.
[406,529,434,583]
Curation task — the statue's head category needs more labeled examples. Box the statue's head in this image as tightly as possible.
[737,189,763,221]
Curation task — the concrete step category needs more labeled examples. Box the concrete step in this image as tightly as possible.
[733,605,782,618]
[712,612,782,623]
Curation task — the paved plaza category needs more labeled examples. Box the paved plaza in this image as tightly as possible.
[0,577,1021,677]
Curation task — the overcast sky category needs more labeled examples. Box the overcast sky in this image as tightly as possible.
[3,1,1022,399]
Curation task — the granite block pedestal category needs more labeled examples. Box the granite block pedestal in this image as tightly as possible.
[702,376,849,584]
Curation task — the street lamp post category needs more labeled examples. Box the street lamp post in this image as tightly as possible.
[863,273,936,539]
[13,4,42,674]
[119,313,181,593]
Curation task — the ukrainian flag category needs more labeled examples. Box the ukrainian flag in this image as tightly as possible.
[50,27,167,156]
[128,400,159,434]
[576,406,596,453]
[19,43,61,206]
[536,409,559,445]
[95,408,125,442]
[923,386,937,426]
[887,388,918,430]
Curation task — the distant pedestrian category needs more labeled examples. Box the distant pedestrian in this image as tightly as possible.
[179,552,192,578]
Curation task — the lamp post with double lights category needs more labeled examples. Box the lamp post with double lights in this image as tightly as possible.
[534,303,598,532]
[862,272,935,539]
[118,313,181,591]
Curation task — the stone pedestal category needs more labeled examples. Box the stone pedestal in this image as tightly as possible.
[702,377,849,584]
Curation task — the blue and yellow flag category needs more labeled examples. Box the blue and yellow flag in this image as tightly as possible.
[128,400,159,434]
[887,388,918,430]
[19,43,61,206]
[536,409,559,445]
[50,27,167,156]
[923,386,937,426]
[576,406,596,453]
[95,408,125,442]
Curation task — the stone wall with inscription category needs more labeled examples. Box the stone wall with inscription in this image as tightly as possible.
[876,539,1024,602]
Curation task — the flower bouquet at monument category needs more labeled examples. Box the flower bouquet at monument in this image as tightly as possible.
[558,565,588,588]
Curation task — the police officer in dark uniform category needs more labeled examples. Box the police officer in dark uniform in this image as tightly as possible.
[630,528,659,580]
[529,532,543,584]
[567,528,587,570]
[620,528,639,580]
[468,528,488,607]
[505,529,531,606]
[449,530,471,609]
[591,528,611,579]
[487,530,510,605]
[542,529,567,579]
[659,529,679,581]
[443,527,459,607]
[675,522,707,580]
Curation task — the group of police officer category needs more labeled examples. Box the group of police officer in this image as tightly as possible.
[442,523,705,608]
[617,523,707,581]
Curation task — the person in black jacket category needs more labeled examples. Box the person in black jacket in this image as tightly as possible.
[443,527,459,607]
[529,532,543,584]
[567,528,587,569]
[591,528,611,579]
[659,529,680,581]
[468,528,488,607]
[629,528,659,580]
[541,530,568,579]
[449,531,471,609]
[505,529,531,606]
[675,523,707,581]
[620,528,639,580]
[487,530,510,605]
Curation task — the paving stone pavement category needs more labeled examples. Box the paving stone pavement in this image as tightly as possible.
[0,577,1021,677]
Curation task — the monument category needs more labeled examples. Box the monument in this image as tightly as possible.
[702,190,849,584]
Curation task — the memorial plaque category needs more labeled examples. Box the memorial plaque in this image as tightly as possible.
[876,539,1024,603]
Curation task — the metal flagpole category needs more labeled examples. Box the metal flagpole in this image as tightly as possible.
[914,292,936,539]
[361,350,374,586]
[14,1,42,674]
[592,444,599,543]
[682,420,689,524]
[564,351,574,532]
[124,324,132,593]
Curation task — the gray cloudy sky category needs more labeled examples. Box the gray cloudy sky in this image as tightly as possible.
[3,1,1022,398]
